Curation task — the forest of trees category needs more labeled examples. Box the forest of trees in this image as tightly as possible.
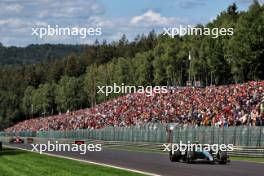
[0,1,263,130]
[0,44,88,65]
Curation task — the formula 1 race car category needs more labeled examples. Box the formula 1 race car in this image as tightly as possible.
[169,147,230,164]
[9,137,24,144]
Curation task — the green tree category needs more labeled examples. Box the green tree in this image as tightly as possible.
[55,76,86,112]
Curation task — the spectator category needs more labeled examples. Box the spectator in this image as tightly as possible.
[5,81,264,132]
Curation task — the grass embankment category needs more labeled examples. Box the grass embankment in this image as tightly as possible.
[0,148,145,176]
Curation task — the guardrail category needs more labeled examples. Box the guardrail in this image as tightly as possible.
[1,125,264,147]
[1,136,263,157]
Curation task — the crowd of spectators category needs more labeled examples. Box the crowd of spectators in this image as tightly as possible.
[5,81,264,132]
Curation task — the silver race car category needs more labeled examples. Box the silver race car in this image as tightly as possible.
[169,146,230,164]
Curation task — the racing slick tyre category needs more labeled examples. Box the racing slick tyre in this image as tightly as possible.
[218,151,227,164]
[186,151,196,163]
[169,150,181,162]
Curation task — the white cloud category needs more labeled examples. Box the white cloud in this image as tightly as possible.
[130,10,188,27]
[130,10,173,26]
[0,0,107,46]
[39,0,104,18]
[0,0,104,19]
[0,18,48,29]
[0,18,28,28]
[4,4,23,13]
[88,16,115,28]
[0,1,190,46]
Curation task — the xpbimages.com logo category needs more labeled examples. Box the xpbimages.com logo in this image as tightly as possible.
[97,83,168,96]
[31,25,102,39]
[31,141,102,154]
[163,141,234,154]
[163,25,234,38]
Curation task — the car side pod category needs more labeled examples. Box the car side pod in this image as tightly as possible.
[202,150,214,161]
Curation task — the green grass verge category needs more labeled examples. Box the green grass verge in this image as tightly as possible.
[0,148,145,176]
[230,156,264,163]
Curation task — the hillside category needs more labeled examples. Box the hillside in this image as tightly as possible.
[0,44,87,65]
[0,2,264,130]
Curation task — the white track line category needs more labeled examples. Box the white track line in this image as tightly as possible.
[3,145,161,176]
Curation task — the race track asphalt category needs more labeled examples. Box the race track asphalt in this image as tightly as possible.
[4,143,264,176]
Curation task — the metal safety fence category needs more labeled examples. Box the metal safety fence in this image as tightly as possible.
[1,124,264,147]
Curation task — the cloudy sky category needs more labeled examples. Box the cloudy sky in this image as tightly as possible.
[0,0,261,46]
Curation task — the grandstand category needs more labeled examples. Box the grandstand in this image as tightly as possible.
[5,81,264,132]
